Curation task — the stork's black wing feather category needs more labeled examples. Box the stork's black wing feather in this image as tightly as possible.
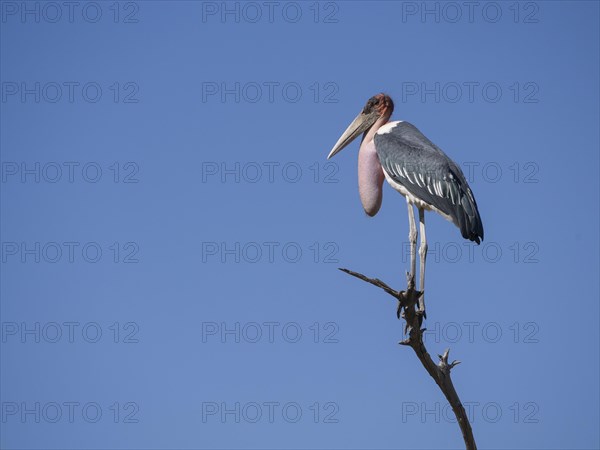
[374,121,484,243]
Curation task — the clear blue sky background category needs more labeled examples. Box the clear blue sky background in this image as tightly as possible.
[1,1,599,449]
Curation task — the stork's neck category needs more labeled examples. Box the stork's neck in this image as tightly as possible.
[361,113,392,147]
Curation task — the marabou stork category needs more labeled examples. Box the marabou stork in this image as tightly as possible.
[327,93,484,315]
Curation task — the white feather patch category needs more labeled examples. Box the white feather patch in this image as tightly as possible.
[376,121,403,135]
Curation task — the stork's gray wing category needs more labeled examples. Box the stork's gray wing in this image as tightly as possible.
[374,121,484,244]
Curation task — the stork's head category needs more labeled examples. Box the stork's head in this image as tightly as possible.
[327,93,394,159]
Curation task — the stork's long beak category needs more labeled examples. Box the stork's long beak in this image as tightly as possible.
[327,110,379,159]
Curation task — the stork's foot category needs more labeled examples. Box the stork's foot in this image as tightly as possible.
[396,284,423,331]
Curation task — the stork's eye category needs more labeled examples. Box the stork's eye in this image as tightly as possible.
[363,96,381,114]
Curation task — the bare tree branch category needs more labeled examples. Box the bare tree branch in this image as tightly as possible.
[339,268,477,450]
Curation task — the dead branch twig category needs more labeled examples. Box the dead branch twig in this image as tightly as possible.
[339,268,477,450]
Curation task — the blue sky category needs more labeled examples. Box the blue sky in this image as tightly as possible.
[1,1,599,449]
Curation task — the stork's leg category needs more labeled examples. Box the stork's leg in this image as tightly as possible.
[406,202,417,289]
[418,208,428,317]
